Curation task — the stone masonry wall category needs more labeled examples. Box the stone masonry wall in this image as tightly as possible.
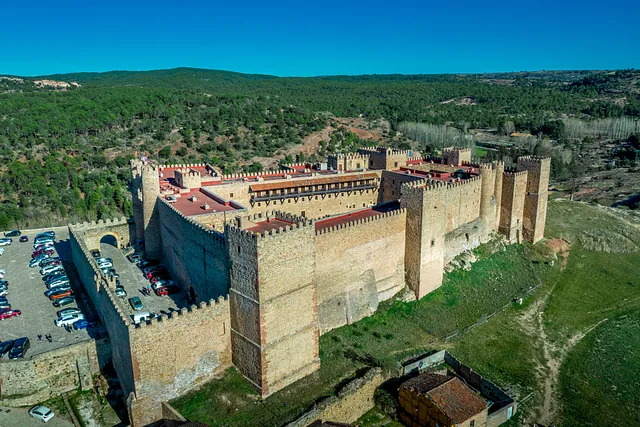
[0,340,105,406]
[518,156,551,243]
[499,171,527,243]
[380,170,424,204]
[314,208,407,333]
[443,176,482,233]
[127,298,232,426]
[158,199,230,301]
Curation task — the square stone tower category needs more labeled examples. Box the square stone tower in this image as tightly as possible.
[517,156,551,243]
[499,170,527,243]
[226,214,320,396]
[401,181,447,299]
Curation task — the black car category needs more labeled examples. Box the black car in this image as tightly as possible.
[91,249,101,258]
[53,296,75,307]
[0,340,13,357]
[8,337,29,359]
[19,235,28,242]
[4,230,21,237]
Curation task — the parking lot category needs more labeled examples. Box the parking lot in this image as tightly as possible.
[0,227,99,357]
[100,243,189,321]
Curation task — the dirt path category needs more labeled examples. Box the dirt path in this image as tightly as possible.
[517,278,608,426]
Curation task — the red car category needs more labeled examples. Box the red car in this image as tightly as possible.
[155,286,169,296]
[32,249,54,258]
[49,290,73,300]
[146,269,167,280]
[0,309,21,320]
[33,243,53,251]
[150,274,171,284]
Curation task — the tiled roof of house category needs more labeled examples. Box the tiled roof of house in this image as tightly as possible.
[401,373,487,424]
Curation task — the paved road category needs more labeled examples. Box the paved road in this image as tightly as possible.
[0,228,98,357]
[100,243,188,323]
[0,406,74,427]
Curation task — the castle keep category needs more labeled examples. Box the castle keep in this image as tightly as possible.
[71,147,550,425]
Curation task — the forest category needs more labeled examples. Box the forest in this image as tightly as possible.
[0,68,639,228]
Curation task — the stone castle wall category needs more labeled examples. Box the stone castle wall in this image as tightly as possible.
[127,298,232,426]
[380,170,425,204]
[158,199,231,301]
[499,171,527,243]
[443,176,482,233]
[518,156,550,243]
[314,208,407,333]
[0,339,106,406]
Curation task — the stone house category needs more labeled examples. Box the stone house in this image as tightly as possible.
[398,373,488,427]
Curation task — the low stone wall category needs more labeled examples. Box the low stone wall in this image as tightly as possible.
[0,339,105,406]
[285,368,385,427]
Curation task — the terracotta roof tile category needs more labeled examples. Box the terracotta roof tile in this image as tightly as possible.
[401,374,487,424]
[249,173,378,192]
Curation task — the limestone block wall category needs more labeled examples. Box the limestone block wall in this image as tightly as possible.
[72,217,133,250]
[499,171,527,243]
[402,182,447,299]
[517,156,551,243]
[314,208,407,333]
[379,170,424,204]
[158,199,230,301]
[70,226,137,401]
[227,217,320,397]
[174,169,202,189]
[443,177,482,232]
[251,188,380,219]
[0,340,105,406]
[127,298,232,426]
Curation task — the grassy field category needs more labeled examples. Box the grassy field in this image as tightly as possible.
[173,200,640,426]
[560,312,640,426]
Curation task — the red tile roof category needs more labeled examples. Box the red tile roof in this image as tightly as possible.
[402,374,487,424]
[169,189,241,216]
[249,173,379,192]
[245,218,295,233]
[315,201,401,231]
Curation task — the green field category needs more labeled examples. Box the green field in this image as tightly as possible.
[560,313,640,427]
[172,200,640,426]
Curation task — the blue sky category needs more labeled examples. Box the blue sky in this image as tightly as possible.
[2,0,639,77]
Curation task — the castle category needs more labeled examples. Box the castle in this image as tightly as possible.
[68,147,550,425]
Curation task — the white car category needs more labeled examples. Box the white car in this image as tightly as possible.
[0,238,11,246]
[152,280,175,290]
[29,405,55,422]
[55,313,84,327]
[0,269,5,279]
[97,261,113,269]
[0,248,4,256]
[40,264,63,275]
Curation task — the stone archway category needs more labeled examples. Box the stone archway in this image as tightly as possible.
[100,234,119,247]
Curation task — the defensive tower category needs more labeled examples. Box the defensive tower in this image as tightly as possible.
[517,156,551,243]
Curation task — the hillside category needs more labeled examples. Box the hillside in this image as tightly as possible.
[0,67,639,228]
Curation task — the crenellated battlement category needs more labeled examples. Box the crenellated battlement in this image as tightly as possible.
[221,169,292,180]
[503,170,528,178]
[130,295,229,330]
[315,207,406,235]
[443,146,472,154]
[70,216,129,230]
[158,197,227,248]
[517,155,551,164]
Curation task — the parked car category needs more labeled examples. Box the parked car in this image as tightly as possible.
[33,237,54,246]
[43,268,65,281]
[129,296,143,311]
[33,242,54,251]
[73,319,96,330]
[132,311,152,324]
[28,405,54,423]
[45,284,71,295]
[115,285,127,297]
[40,264,64,275]
[155,286,169,296]
[54,312,84,327]
[102,267,117,276]
[95,257,112,264]
[152,279,175,289]
[0,247,4,256]
[44,273,67,285]
[36,231,55,239]
[0,238,12,246]
[97,261,113,269]
[57,307,81,317]
[127,253,141,263]
[19,235,28,243]
[150,275,171,284]
[46,279,69,289]
[52,296,76,307]
[0,289,7,297]
[7,337,29,359]
[4,229,20,237]
[30,257,47,268]
[0,300,10,309]
[49,289,73,300]
[0,340,13,357]
[0,309,21,320]
[91,249,101,258]
[146,269,167,280]
[0,279,8,287]
[32,248,54,258]
[0,269,5,279]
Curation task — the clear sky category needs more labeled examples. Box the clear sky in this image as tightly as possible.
[2,0,639,77]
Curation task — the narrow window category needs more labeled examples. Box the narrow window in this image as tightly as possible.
[237,245,241,254]
[230,192,234,198]
[431,239,435,247]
